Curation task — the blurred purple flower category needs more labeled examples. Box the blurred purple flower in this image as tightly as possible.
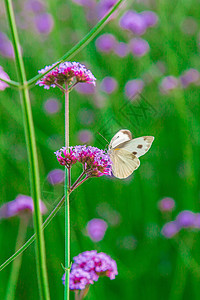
[194,213,200,228]
[114,42,129,57]
[140,11,158,28]
[44,98,61,114]
[25,0,45,13]
[0,195,47,219]
[47,169,65,185]
[117,235,137,250]
[97,0,118,19]
[96,202,121,226]
[129,38,150,57]
[100,76,118,94]
[75,82,95,94]
[158,197,176,212]
[180,68,200,88]
[0,32,14,59]
[72,0,95,7]
[55,145,112,177]
[119,10,146,35]
[95,33,116,53]
[125,79,144,99]
[72,250,118,281]
[62,268,94,290]
[161,221,179,238]
[0,66,10,91]
[36,61,96,89]
[77,130,94,144]
[159,76,179,94]
[78,109,94,125]
[86,218,108,242]
[176,210,196,228]
[34,13,54,35]
[181,17,198,35]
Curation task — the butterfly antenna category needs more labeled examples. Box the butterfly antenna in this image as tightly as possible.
[97,132,109,143]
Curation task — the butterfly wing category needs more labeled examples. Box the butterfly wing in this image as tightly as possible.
[110,149,140,179]
[109,129,132,150]
[117,136,154,158]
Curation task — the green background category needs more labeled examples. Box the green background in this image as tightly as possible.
[0,0,200,299]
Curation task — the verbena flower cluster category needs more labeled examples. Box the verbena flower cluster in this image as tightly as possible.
[161,210,200,238]
[0,194,47,219]
[62,250,118,290]
[36,61,96,89]
[55,145,112,177]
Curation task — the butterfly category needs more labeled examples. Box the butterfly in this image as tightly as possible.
[108,129,154,179]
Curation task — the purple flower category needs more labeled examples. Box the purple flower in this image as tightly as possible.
[140,11,158,28]
[44,98,61,114]
[75,82,95,94]
[129,38,150,57]
[72,250,118,281]
[36,61,96,89]
[47,169,65,185]
[55,145,112,177]
[194,213,200,229]
[0,195,47,219]
[180,68,200,88]
[34,13,54,35]
[161,221,179,238]
[62,268,94,290]
[95,34,116,53]
[158,197,176,212]
[72,0,95,8]
[77,130,94,144]
[176,210,196,228]
[119,10,146,35]
[0,32,14,59]
[86,218,108,242]
[114,42,129,57]
[124,79,144,99]
[0,66,10,91]
[181,17,198,35]
[25,0,45,13]
[100,77,118,94]
[159,76,179,94]
[97,0,118,19]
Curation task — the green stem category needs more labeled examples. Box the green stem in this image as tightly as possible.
[64,88,70,300]
[27,0,124,87]
[0,76,19,87]
[4,1,50,299]
[0,196,65,272]
[5,217,29,300]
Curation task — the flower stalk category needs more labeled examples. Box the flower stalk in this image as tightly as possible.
[4,0,50,299]
[64,87,70,300]
[5,217,29,300]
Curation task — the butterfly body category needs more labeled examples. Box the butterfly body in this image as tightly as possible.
[108,129,154,179]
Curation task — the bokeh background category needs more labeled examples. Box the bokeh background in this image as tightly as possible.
[0,0,200,299]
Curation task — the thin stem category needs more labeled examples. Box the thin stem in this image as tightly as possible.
[5,217,29,300]
[68,167,71,188]
[55,82,66,92]
[70,171,86,192]
[4,1,50,299]
[0,196,65,272]
[64,88,70,300]
[71,176,89,192]
[27,0,124,87]
[0,76,19,87]
[68,81,78,92]
[75,291,79,300]
[0,171,91,272]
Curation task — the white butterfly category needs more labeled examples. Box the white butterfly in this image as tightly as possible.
[108,129,154,179]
